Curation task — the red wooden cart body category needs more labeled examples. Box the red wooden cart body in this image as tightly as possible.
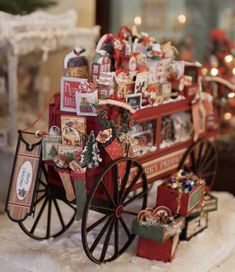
[47,69,220,203]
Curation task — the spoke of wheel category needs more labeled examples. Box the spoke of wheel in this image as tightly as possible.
[121,168,142,202]
[39,180,47,188]
[30,196,48,234]
[196,142,204,170]
[90,205,114,213]
[199,144,213,170]
[123,190,147,207]
[89,215,114,254]
[100,180,116,207]
[113,165,119,204]
[202,171,216,178]
[46,198,52,238]
[114,219,119,258]
[87,214,110,233]
[119,217,131,238]
[37,189,47,193]
[119,160,132,202]
[53,198,65,229]
[122,210,138,216]
[35,193,47,205]
[200,156,216,172]
[64,201,77,211]
[99,217,115,262]
[190,150,197,172]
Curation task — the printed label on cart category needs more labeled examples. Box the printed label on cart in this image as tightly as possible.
[142,149,188,180]
[16,160,33,200]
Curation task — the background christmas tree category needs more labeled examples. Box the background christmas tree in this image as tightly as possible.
[0,0,56,15]
[80,131,102,168]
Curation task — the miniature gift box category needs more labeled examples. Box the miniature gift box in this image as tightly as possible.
[188,192,218,217]
[132,216,185,243]
[156,170,206,217]
[137,234,180,262]
[180,212,208,241]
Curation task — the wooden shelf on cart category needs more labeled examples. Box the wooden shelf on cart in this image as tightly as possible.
[132,97,191,122]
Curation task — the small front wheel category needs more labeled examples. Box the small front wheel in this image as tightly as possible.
[18,164,76,240]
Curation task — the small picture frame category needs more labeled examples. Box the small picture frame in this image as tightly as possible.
[42,136,62,161]
[134,72,149,94]
[60,76,87,112]
[75,91,98,116]
[57,144,82,162]
[126,93,142,109]
[61,115,87,148]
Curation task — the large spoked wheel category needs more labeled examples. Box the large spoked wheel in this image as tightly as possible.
[18,164,76,240]
[178,140,218,189]
[82,157,148,264]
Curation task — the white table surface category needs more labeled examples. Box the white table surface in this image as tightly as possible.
[0,191,235,272]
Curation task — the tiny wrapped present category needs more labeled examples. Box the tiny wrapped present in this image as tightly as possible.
[156,170,206,217]
[180,212,208,241]
[137,234,180,262]
[132,206,185,243]
[188,192,218,217]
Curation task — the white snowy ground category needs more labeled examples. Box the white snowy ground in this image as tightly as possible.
[1,190,235,272]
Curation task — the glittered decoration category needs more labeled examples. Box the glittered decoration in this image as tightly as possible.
[80,130,102,168]
[166,169,205,193]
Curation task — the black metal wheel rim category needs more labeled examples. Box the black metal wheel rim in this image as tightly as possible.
[81,157,148,264]
[178,140,218,189]
[18,164,76,240]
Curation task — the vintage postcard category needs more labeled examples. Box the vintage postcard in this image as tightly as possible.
[60,76,87,112]
[75,91,98,116]
[61,115,86,148]
[57,144,82,163]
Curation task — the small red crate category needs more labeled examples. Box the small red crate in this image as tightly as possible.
[156,183,205,216]
[137,234,179,262]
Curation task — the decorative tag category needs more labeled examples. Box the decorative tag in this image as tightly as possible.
[74,177,86,220]
[192,101,206,141]
[6,133,41,222]
[104,138,125,182]
[104,138,124,160]
[42,136,61,161]
[57,170,75,201]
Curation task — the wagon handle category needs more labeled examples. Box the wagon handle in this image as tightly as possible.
[98,99,136,114]
[17,129,48,138]
[203,76,235,91]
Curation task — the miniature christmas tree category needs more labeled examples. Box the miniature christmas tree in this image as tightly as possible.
[48,145,57,158]
[80,131,102,168]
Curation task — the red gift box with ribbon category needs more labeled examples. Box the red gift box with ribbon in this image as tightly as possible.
[156,182,205,217]
[137,234,180,262]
